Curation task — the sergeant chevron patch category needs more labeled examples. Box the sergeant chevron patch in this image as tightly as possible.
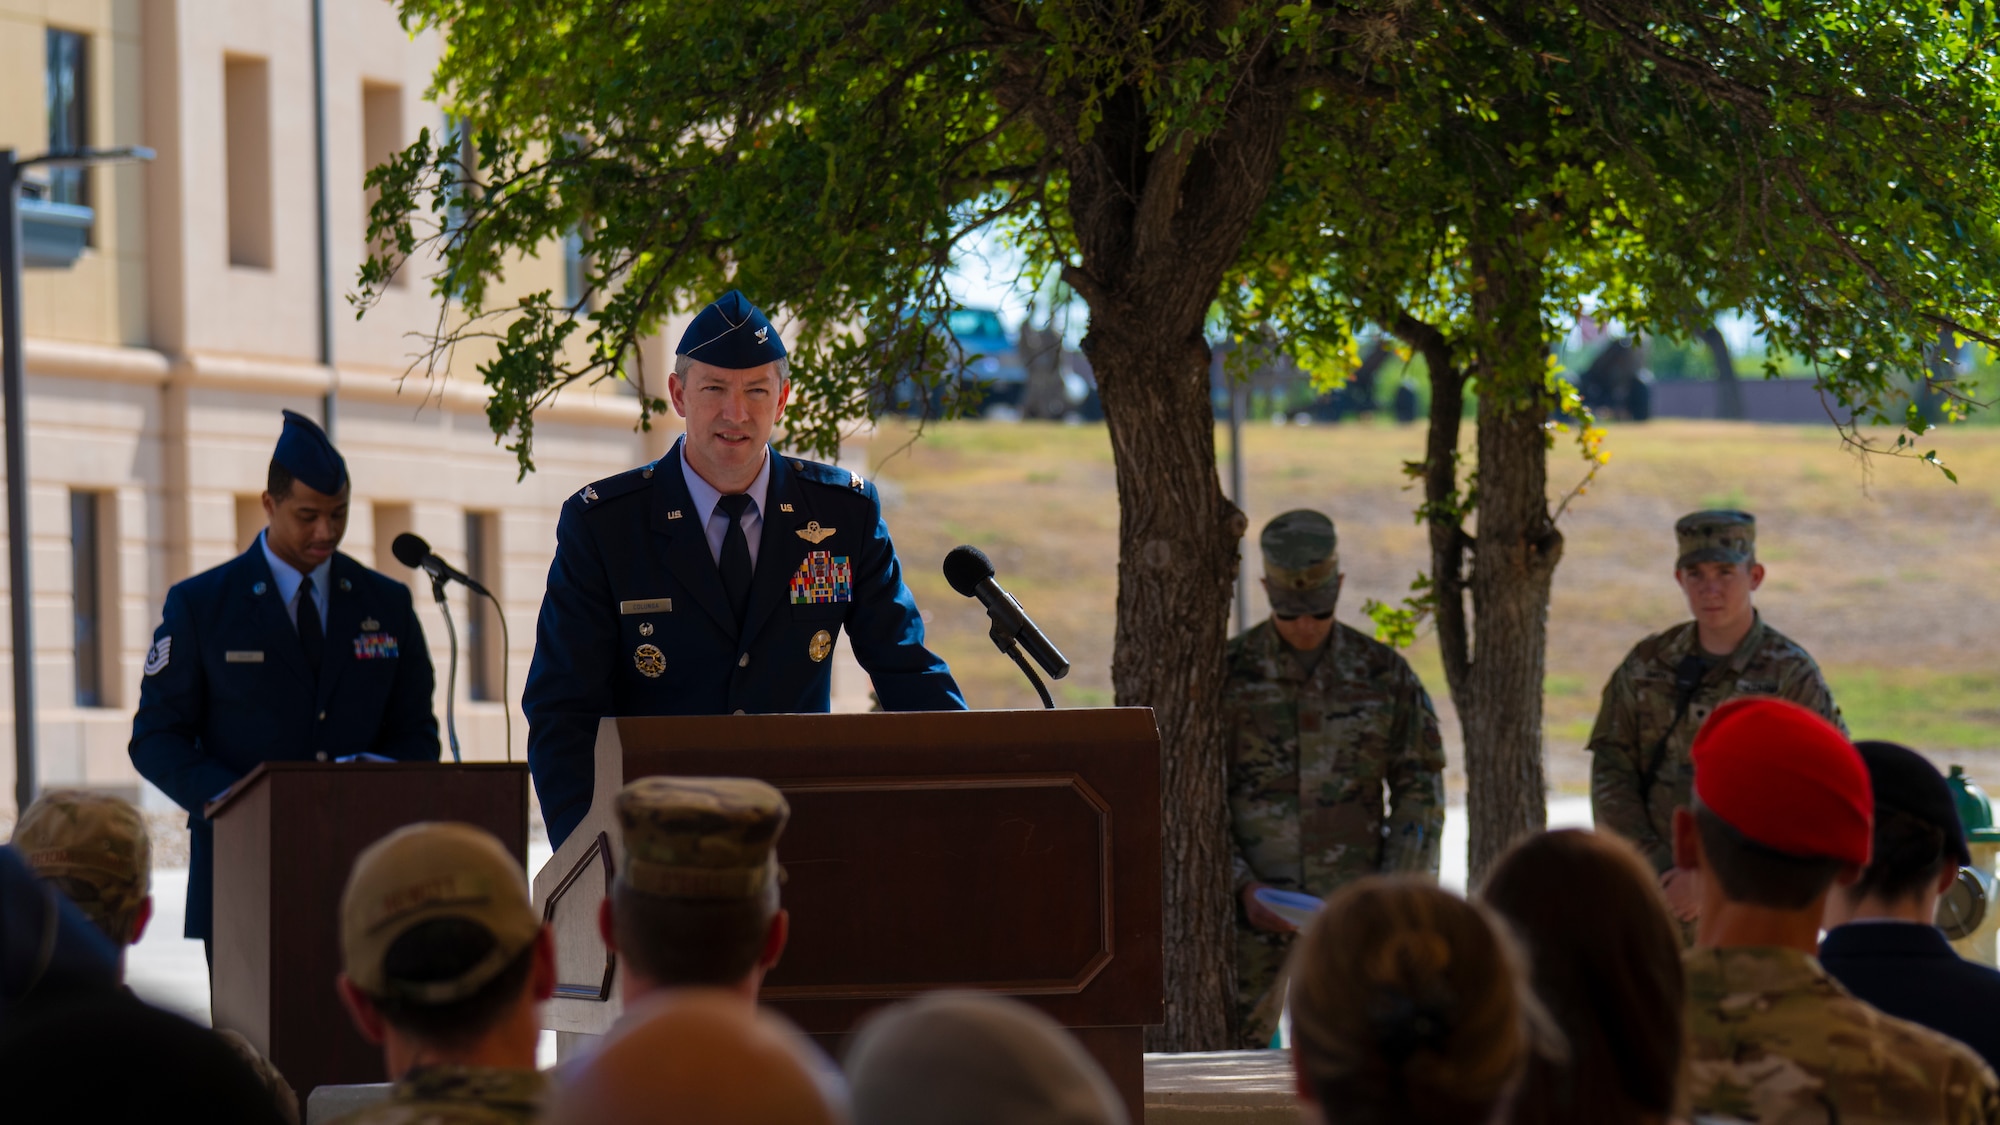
[143,637,170,676]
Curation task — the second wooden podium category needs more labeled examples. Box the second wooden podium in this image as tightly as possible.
[207,761,531,1097]
[533,708,1163,1116]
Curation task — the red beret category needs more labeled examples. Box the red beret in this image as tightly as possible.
[1691,697,1872,866]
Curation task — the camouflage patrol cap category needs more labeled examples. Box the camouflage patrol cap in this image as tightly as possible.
[340,822,540,1004]
[1260,509,1341,617]
[1675,510,1756,570]
[13,790,152,945]
[615,777,789,900]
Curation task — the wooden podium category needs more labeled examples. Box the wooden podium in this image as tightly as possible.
[533,708,1163,1116]
[207,761,531,1097]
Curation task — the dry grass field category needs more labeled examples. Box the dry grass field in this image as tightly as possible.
[866,417,2000,801]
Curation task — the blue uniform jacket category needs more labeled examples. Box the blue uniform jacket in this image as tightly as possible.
[524,444,965,846]
[128,545,439,940]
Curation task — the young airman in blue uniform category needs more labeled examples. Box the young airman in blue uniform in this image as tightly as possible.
[524,291,965,847]
[128,411,439,958]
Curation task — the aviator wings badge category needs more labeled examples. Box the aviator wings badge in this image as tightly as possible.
[795,521,836,545]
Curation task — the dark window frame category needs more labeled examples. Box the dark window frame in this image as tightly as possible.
[45,27,91,216]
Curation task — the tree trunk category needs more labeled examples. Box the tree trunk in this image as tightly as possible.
[1701,324,1744,420]
[1087,322,1244,1052]
[1460,243,1562,885]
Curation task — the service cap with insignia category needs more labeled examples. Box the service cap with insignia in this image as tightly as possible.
[1674,509,1755,570]
[13,790,152,945]
[272,409,348,497]
[615,776,789,900]
[676,290,788,370]
[339,822,541,1005]
[1260,509,1340,617]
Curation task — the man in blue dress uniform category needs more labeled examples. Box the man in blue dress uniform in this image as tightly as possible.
[524,290,966,847]
[129,411,439,960]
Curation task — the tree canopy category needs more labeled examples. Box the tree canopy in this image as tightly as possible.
[363,0,2000,1046]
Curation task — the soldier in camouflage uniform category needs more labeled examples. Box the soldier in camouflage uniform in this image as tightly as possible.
[604,775,791,1008]
[1678,697,2000,1125]
[12,790,302,1123]
[1224,510,1446,1048]
[1589,510,1842,923]
[332,822,554,1125]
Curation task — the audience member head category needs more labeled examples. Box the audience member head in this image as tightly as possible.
[1482,830,1684,1125]
[1824,740,1972,929]
[13,790,153,958]
[1672,697,1872,949]
[0,844,118,1018]
[601,776,790,1002]
[547,989,845,1125]
[845,991,1126,1125]
[1287,876,1531,1125]
[335,822,554,1078]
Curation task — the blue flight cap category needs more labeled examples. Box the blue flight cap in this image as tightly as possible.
[273,409,348,496]
[675,289,787,370]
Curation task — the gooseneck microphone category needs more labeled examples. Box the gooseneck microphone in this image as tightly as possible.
[390,532,511,764]
[944,545,1069,709]
[393,532,492,598]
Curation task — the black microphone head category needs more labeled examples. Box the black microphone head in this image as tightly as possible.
[391,532,431,570]
[943,545,995,597]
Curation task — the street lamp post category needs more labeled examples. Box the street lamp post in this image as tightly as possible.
[2,145,152,817]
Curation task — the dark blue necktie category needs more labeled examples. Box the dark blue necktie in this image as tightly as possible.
[296,575,323,678]
[717,494,754,624]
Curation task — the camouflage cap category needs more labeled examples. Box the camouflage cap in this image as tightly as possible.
[615,777,789,900]
[339,822,540,1004]
[13,790,152,945]
[1675,510,1756,570]
[1260,509,1341,617]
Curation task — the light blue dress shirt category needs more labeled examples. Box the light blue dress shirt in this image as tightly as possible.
[678,437,771,570]
[258,528,331,632]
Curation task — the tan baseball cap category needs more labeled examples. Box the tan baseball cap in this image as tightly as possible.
[339,822,540,1003]
[616,777,789,900]
[13,790,152,945]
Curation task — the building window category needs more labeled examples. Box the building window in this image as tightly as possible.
[362,82,407,288]
[71,491,106,708]
[464,511,501,702]
[223,55,273,269]
[45,29,90,212]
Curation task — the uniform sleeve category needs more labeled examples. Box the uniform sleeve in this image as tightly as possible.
[372,583,440,761]
[128,587,241,815]
[1382,668,1447,876]
[524,503,622,848]
[844,484,966,711]
[1587,662,1672,871]
[1777,654,1846,735]
[1221,675,1263,894]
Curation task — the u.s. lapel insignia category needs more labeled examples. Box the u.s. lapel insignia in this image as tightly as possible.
[634,644,666,678]
[808,629,833,663]
[796,521,836,545]
[667,509,684,520]
[361,617,380,632]
[779,503,794,513]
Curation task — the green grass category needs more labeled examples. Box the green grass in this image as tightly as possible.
[1826,668,2000,753]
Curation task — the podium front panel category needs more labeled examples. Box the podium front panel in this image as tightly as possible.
[210,762,530,1097]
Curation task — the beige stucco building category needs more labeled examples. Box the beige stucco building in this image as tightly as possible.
[0,0,683,814]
